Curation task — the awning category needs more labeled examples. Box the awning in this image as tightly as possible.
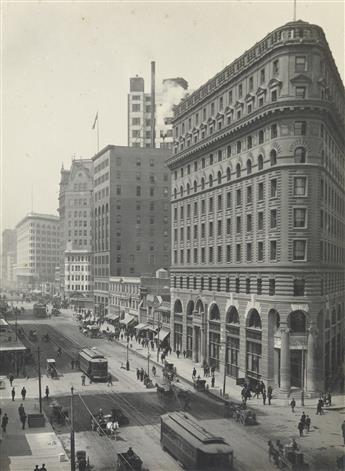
[154,329,170,341]
[119,314,135,326]
[134,323,148,331]
[105,313,119,321]
[146,325,157,332]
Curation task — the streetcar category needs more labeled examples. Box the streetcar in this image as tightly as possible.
[33,303,47,318]
[78,348,108,381]
[160,412,234,470]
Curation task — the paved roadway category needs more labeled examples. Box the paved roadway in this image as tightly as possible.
[10,306,345,471]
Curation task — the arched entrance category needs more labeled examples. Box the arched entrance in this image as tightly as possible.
[246,309,262,387]
[208,303,221,370]
[173,299,183,352]
[225,307,240,378]
[287,310,307,388]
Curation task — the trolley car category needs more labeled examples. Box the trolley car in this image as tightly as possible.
[33,303,47,318]
[160,412,234,470]
[78,348,108,381]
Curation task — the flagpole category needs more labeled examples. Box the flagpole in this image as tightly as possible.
[97,113,100,152]
[293,0,297,21]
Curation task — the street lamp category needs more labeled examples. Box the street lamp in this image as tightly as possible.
[147,352,151,378]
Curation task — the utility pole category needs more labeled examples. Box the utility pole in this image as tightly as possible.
[37,346,42,413]
[147,352,151,377]
[70,387,76,471]
[126,343,130,371]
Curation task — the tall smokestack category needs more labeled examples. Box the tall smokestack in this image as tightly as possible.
[150,61,156,148]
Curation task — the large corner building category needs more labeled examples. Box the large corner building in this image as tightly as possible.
[167,21,345,395]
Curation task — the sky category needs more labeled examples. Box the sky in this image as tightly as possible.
[1,0,344,232]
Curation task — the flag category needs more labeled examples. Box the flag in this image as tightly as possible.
[92,112,98,130]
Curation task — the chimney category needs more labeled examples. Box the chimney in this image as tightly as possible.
[150,61,156,148]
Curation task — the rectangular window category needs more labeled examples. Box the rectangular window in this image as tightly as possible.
[249,76,254,91]
[270,179,277,197]
[294,177,307,196]
[226,192,232,208]
[294,279,305,296]
[258,212,264,230]
[236,244,241,262]
[132,117,140,125]
[271,90,277,102]
[201,223,205,238]
[258,182,264,201]
[226,218,231,234]
[194,224,198,239]
[201,247,205,263]
[238,84,243,98]
[269,279,276,296]
[132,104,140,112]
[209,197,213,212]
[236,189,242,206]
[257,278,262,294]
[273,59,279,75]
[217,246,222,262]
[229,90,233,104]
[246,243,252,262]
[270,209,277,229]
[136,186,141,197]
[294,121,307,136]
[209,221,213,237]
[296,87,306,99]
[236,216,241,233]
[293,240,307,260]
[194,248,198,263]
[226,245,231,262]
[201,200,206,214]
[247,214,252,232]
[257,241,264,261]
[295,56,307,72]
[217,195,222,210]
[260,68,265,84]
[294,208,307,228]
[270,240,277,260]
[209,246,213,263]
[246,186,252,204]
[271,124,277,138]
[217,220,222,236]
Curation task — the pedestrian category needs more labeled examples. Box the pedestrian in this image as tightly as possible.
[71,359,75,370]
[192,367,197,379]
[183,350,186,358]
[262,390,267,405]
[290,397,296,413]
[21,386,26,400]
[305,415,311,432]
[176,350,180,359]
[20,412,27,430]
[1,413,9,433]
[136,368,140,380]
[9,374,14,387]
[34,466,40,471]
[152,366,156,377]
[45,386,49,399]
[81,374,86,386]
[267,386,273,405]
[211,366,215,376]
[11,387,15,401]
[298,420,304,437]
[107,373,113,386]
[211,376,215,388]
[326,391,332,406]
[40,464,47,471]
[300,411,306,427]
[18,403,25,418]
[140,368,144,381]
[341,420,345,445]
[254,384,260,399]
[316,398,323,415]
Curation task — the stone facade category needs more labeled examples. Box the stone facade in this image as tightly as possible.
[167,20,345,394]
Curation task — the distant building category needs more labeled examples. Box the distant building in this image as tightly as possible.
[108,276,141,327]
[58,159,94,295]
[14,213,60,289]
[92,145,171,317]
[64,245,93,309]
[168,20,345,394]
[1,229,17,288]
[127,75,188,149]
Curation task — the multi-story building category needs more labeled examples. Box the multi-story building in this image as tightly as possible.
[64,245,93,309]
[58,159,94,295]
[109,276,141,326]
[14,213,60,289]
[167,20,345,395]
[128,76,188,149]
[1,229,17,289]
[93,145,171,317]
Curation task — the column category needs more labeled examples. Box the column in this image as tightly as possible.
[201,312,207,364]
[306,327,319,393]
[280,327,291,395]
[192,327,198,363]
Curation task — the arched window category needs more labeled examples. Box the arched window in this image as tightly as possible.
[174,299,182,314]
[196,299,204,313]
[246,159,252,175]
[209,174,213,187]
[237,141,242,154]
[288,310,307,332]
[187,300,194,316]
[270,149,277,166]
[226,306,239,324]
[193,180,197,193]
[236,163,241,178]
[201,178,205,190]
[248,309,262,328]
[186,183,190,195]
[294,147,306,163]
[258,154,264,171]
[180,185,184,197]
[226,167,231,181]
[217,171,222,184]
[209,303,220,321]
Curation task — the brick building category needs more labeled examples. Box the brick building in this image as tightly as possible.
[93,145,171,317]
[167,20,345,394]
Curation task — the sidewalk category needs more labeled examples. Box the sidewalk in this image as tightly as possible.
[0,378,70,471]
[114,335,345,411]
